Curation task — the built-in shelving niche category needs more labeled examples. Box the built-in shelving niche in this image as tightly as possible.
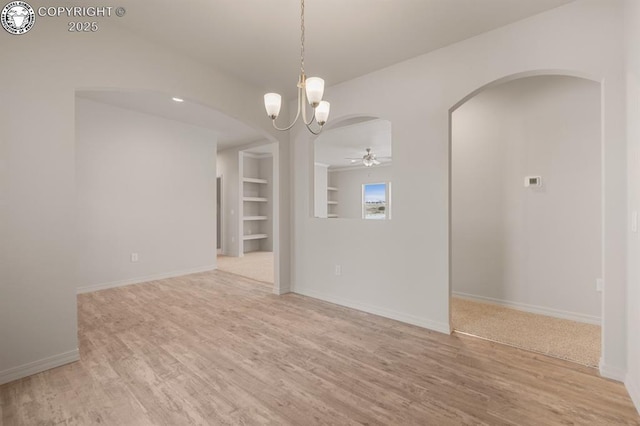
[240,152,273,254]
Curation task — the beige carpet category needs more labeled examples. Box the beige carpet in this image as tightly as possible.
[217,251,274,285]
[452,297,601,367]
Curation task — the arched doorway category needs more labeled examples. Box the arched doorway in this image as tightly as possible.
[449,74,603,366]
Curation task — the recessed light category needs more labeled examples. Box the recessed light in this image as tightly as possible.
[172,97,184,103]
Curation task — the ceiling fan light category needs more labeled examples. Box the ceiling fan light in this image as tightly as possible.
[315,101,330,125]
[363,158,375,167]
[264,93,282,119]
[305,77,325,107]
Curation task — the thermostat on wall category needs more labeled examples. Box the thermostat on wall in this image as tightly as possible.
[524,176,542,187]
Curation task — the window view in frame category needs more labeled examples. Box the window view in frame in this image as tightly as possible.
[363,182,390,220]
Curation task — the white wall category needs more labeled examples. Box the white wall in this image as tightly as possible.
[262,156,275,252]
[330,166,393,219]
[452,76,602,324]
[292,0,627,379]
[0,9,289,384]
[75,98,218,292]
[314,164,329,218]
[625,0,640,414]
[217,148,241,256]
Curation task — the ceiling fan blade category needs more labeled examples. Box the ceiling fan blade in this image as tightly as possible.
[373,159,381,165]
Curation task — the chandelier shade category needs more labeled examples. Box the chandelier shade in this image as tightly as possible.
[305,77,325,107]
[264,93,282,119]
[315,101,330,125]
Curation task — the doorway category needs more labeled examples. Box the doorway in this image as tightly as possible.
[449,75,602,367]
[216,142,279,290]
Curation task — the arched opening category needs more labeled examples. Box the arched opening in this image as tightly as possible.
[448,73,603,367]
[74,88,283,294]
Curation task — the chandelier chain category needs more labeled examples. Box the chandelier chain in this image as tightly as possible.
[300,0,305,75]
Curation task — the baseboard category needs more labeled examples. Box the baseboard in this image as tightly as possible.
[599,359,626,382]
[294,287,451,334]
[77,264,217,294]
[625,374,640,414]
[0,349,79,385]
[453,291,601,325]
[273,287,291,295]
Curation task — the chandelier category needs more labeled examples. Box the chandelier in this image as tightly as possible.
[263,0,330,135]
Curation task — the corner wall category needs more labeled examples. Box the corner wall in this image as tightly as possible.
[0,14,288,384]
[292,0,627,376]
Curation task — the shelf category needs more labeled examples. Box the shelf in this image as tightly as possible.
[243,216,268,221]
[243,197,268,202]
[243,177,268,184]
[327,187,338,191]
[327,201,338,205]
[242,234,268,240]
[328,214,339,218]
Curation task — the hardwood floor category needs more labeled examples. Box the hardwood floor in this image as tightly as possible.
[1,270,638,425]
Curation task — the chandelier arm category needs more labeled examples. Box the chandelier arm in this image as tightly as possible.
[305,121,324,135]
[300,92,317,127]
[271,88,303,131]
[303,113,317,127]
[272,120,298,132]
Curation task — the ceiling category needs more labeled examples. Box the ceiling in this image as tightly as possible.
[77,90,264,150]
[114,0,574,99]
[84,0,574,150]
[315,118,392,168]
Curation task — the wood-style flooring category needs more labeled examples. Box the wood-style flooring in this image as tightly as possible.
[1,270,638,425]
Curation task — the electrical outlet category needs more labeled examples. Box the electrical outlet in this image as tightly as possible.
[334,265,341,276]
[596,278,603,292]
[130,253,139,263]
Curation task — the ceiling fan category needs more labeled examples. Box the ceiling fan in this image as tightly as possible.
[346,148,390,167]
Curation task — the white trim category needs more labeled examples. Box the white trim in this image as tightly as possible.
[599,359,626,382]
[272,287,291,296]
[77,264,217,294]
[625,374,640,414]
[328,162,392,172]
[0,349,79,385]
[294,287,451,334]
[453,291,601,325]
